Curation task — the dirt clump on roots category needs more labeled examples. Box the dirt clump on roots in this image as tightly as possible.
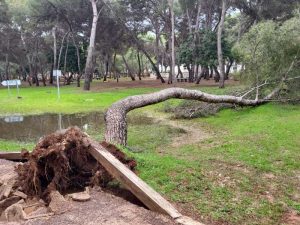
[16,127,136,203]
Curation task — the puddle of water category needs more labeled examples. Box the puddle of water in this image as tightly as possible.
[0,112,154,142]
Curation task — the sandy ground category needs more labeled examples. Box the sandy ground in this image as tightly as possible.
[0,159,176,225]
[23,190,176,225]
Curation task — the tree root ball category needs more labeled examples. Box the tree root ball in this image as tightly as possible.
[16,127,136,203]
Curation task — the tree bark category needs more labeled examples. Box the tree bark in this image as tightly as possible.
[105,87,276,146]
[225,59,234,79]
[58,32,69,70]
[5,53,9,81]
[84,0,100,91]
[137,51,142,81]
[52,26,57,71]
[122,55,135,81]
[140,48,165,83]
[70,33,82,87]
[168,0,175,84]
[217,0,227,88]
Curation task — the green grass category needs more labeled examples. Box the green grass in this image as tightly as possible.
[0,85,158,115]
[0,84,299,224]
[123,103,300,225]
[0,139,35,151]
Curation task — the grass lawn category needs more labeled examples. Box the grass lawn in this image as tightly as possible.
[125,103,300,225]
[0,84,159,115]
[0,82,299,225]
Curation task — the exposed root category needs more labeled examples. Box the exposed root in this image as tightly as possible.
[16,127,136,203]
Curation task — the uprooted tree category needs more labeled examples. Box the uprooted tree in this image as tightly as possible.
[104,86,283,146]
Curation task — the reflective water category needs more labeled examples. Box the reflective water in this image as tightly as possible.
[0,112,154,142]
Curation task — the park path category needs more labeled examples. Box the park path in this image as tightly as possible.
[143,111,210,148]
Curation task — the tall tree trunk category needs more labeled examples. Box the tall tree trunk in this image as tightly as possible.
[137,51,142,81]
[58,32,69,70]
[104,57,109,82]
[187,65,194,82]
[225,59,234,79]
[52,26,57,70]
[50,64,54,84]
[64,37,69,75]
[154,23,160,75]
[177,64,183,78]
[84,0,100,91]
[140,48,165,83]
[112,52,118,82]
[168,0,175,84]
[214,66,220,82]
[122,55,135,81]
[217,0,227,88]
[70,33,82,87]
[5,53,9,80]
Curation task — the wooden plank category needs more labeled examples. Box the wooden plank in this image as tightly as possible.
[0,152,22,161]
[88,140,182,219]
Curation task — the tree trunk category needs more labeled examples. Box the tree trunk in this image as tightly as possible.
[214,66,220,82]
[168,0,175,84]
[84,0,100,91]
[105,88,275,146]
[63,37,69,75]
[217,0,227,88]
[187,65,194,82]
[58,32,69,70]
[70,33,82,87]
[122,55,135,81]
[52,26,57,71]
[154,23,160,74]
[104,58,109,82]
[137,51,142,81]
[50,64,54,84]
[5,53,9,80]
[177,65,183,78]
[140,48,165,83]
[225,59,234,79]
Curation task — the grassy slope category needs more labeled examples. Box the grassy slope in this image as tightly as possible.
[125,103,300,225]
[0,84,299,224]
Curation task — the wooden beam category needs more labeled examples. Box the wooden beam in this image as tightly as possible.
[88,140,182,219]
[0,152,22,161]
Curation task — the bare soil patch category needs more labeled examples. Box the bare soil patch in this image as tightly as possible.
[90,78,239,92]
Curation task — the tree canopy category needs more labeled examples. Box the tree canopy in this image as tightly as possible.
[0,0,299,93]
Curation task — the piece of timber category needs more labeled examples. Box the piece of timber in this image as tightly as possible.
[0,152,22,161]
[88,140,182,219]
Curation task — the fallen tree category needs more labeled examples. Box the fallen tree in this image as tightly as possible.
[104,87,279,146]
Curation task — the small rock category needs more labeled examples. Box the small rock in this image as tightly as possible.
[27,206,49,217]
[49,191,72,215]
[4,204,26,222]
[69,187,91,202]
[0,196,21,214]
[13,191,27,199]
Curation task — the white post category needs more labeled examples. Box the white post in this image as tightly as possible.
[16,80,20,97]
[7,81,11,96]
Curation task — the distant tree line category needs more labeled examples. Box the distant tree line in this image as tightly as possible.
[0,0,299,93]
